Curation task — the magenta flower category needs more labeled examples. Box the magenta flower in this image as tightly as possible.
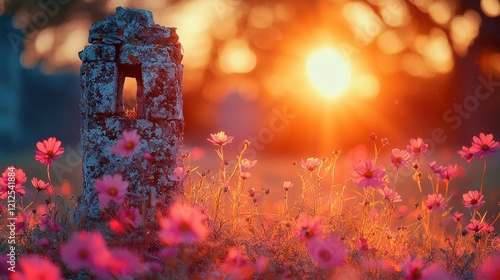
[300,157,321,172]
[469,133,500,158]
[35,137,64,166]
[351,160,387,189]
[283,181,293,191]
[11,255,63,280]
[458,146,474,162]
[168,166,188,182]
[207,131,234,146]
[94,174,129,208]
[466,219,488,232]
[118,206,143,228]
[240,171,251,180]
[390,148,410,169]
[15,212,31,232]
[378,186,402,203]
[158,203,209,245]
[453,211,464,222]
[110,129,141,157]
[294,215,323,242]
[239,158,257,172]
[438,164,458,181]
[475,254,500,280]
[402,257,425,280]
[425,193,446,212]
[104,248,148,278]
[427,161,443,174]
[60,231,112,273]
[406,137,428,158]
[0,167,26,199]
[306,236,345,268]
[31,177,50,191]
[462,190,485,210]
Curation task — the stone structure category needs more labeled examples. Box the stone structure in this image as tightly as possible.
[78,7,183,229]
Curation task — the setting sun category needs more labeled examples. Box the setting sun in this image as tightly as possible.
[306,48,352,99]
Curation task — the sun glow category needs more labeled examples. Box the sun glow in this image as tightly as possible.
[306,48,351,99]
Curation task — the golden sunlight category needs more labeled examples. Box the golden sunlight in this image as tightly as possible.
[306,48,351,99]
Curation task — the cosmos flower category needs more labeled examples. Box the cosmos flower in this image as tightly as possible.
[453,211,464,222]
[94,174,129,208]
[438,164,458,181]
[462,190,485,210]
[425,193,446,212]
[466,219,488,233]
[300,157,321,172]
[158,203,209,245]
[207,131,234,146]
[378,186,402,203]
[11,255,63,280]
[306,236,345,268]
[110,129,141,157]
[283,181,293,191]
[60,231,112,272]
[406,137,428,158]
[35,137,64,166]
[0,167,26,199]
[351,160,387,189]
[239,158,257,172]
[168,166,188,182]
[469,133,499,159]
[458,146,474,162]
[294,215,323,242]
[31,177,50,191]
[427,161,443,174]
[118,206,143,228]
[391,148,410,169]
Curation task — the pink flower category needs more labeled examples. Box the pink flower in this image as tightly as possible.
[35,137,64,165]
[283,181,293,191]
[15,212,31,232]
[220,248,253,280]
[60,231,112,273]
[466,219,488,232]
[31,177,50,191]
[438,164,458,181]
[0,167,26,199]
[294,215,322,242]
[168,166,188,182]
[469,133,500,158]
[94,174,129,208]
[240,171,251,179]
[425,193,446,212]
[158,203,209,245]
[458,146,474,162]
[247,188,256,197]
[462,190,485,210]
[452,211,464,222]
[351,160,387,189]
[118,206,143,228]
[475,254,500,280]
[406,137,428,158]
[239,158,257,172]
[301,157,321,172]
[391,148,410,169]
[428,161,443,174]
[378,186,402,203]
[207,131,234,146]
[11,255,63,280]
[491,237,500,251]
[306,236,345,267]
[110,129,141,157]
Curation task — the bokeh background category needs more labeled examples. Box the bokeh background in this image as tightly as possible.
[0,0,499,210]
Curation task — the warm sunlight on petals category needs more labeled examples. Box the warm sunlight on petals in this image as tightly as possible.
[306,48,351,99]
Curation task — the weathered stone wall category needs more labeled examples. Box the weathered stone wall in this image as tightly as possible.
[78,7,183,231]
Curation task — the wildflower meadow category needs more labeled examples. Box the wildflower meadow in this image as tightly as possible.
[0,130,499,279]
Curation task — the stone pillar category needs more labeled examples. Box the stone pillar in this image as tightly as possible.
[78,7,184,230]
